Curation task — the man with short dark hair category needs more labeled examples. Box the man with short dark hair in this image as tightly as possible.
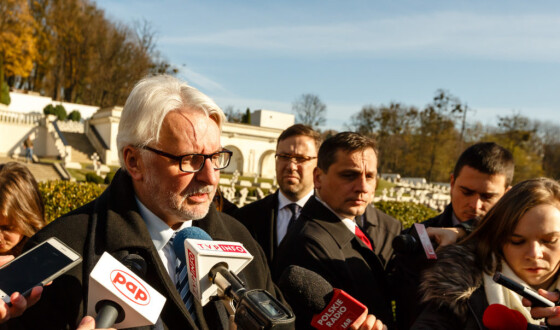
[393,141,514,329]
[235,124,321,267]
[275,132,392,329]
[424,141,514,228]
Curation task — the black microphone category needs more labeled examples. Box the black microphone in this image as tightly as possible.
[278,265,367,330]
[95,254,148,328]
[392,223,437,259]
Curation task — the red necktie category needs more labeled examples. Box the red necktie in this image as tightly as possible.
[354,225,373,251]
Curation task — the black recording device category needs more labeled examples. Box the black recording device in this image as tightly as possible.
[392,223,437,259]
[209,262,295,329]
[493,272,555,308]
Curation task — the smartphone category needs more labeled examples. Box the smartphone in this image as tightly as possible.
[0,237,82,304]
[493,271,555,307]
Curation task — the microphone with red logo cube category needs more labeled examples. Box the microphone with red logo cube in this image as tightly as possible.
[87,252,166,328]
[173,227,253,306]
[174,227,295,329]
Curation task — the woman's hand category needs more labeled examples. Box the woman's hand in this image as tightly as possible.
[0,255,44,323]
[522,289,560,325]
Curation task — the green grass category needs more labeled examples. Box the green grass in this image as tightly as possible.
[376,178,395,194]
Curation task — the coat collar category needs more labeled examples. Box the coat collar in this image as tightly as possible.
[301,196,356,249]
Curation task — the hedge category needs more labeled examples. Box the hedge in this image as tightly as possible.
[38,181,440,226]
[39,181,105,223]
[85,172,104,184]
[374,200,439,229]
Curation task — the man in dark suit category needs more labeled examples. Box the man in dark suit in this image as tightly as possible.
[11,75,284,329]
[393,141,515,329]
[275,132,391,329]
[357,204,402,268]
[421,142,514,230]
[235,124,321,268]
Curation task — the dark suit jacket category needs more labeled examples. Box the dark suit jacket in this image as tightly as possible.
[419,203,454,228]
[274,197,394,328]
[234,191,279,269]
[358,204,403,268]
[393,203,456,329]
[12,170,284,330]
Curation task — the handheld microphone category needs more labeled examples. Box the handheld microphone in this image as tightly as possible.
[392,223,437,259]
[87,252,166,329]
[95,254,147,327]
[174,227,295,329]
[482,304,548,330]
[172,226,253,306]
[278,265,367,330]
[493,272,555,308]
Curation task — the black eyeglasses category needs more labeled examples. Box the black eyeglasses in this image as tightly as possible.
[275,153,317,164]
[142,146,233,173]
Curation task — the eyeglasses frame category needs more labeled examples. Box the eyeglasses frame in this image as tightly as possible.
[142,146,233,173]
[275,153,317,164]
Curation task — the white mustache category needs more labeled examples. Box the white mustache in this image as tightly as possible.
[185,185,215,196]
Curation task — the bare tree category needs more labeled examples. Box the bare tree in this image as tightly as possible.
[224,105,243,123]
[292,93,327,129]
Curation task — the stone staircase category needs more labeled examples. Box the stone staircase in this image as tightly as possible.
[62,132,96,164]
[0,157,62,182]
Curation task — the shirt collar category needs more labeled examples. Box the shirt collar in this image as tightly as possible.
[451,211,461,226]
[314,193,356,220]
[135,196,192,251]
[278,189,314,210]
[314,195,356,233]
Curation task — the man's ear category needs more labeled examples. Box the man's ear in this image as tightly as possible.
[449,173,455,190]
[313,167,323,189]
[123,146,144,181]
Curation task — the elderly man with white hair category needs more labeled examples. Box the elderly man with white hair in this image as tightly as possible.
[10,75,285,330]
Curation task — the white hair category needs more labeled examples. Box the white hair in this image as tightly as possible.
[116,75,226,169]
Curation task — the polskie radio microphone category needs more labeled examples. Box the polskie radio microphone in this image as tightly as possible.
[278,265,367,330]
[482,304,548,330]
[87,252,166,329]
[173,227,295,329]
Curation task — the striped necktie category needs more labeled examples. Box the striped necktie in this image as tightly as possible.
[169,233,197,322]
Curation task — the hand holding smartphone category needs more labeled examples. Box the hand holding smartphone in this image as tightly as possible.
[0,237,82,305]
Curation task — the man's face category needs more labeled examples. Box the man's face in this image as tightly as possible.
[450,165,508,222]
[138,110,221,226]
[314,148,377,219]
[275,135,318,201]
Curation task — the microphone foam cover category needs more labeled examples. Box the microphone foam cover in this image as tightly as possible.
[173,227,212,265]
[278,265,334,314]
[482,304,527,330]
[391,234,418,254]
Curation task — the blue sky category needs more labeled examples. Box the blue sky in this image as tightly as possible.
[95,0,560,130]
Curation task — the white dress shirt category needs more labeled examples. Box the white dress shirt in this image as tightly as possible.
[136,197,192,329]
[276,190,314,244]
